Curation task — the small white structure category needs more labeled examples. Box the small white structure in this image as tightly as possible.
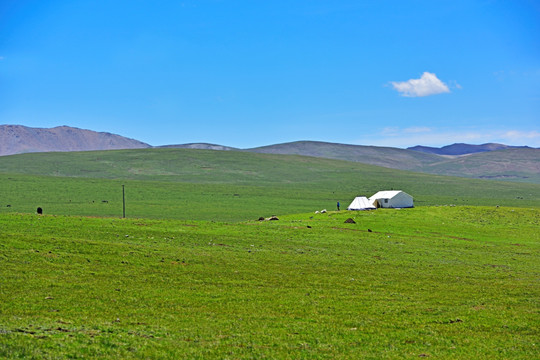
[347,196,376,211]
[369,190,413,208]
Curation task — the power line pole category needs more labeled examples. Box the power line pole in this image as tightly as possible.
[122,184,126,218]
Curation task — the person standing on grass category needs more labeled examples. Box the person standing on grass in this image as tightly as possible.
[337,201,340,211]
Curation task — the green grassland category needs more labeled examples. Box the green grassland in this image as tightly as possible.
[0,148,539,221]
[1,207,539,359]
[0,148,539,358]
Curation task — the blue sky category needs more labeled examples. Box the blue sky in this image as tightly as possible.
[1,0,539,148]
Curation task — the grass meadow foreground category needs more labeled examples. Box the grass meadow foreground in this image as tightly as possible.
[0,206,538,359]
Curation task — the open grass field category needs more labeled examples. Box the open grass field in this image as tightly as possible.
[1,148,539,358]
[0,148,539,221]
[1,206,539,359]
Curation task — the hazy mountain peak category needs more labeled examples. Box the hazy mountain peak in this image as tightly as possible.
[0,125,150,156]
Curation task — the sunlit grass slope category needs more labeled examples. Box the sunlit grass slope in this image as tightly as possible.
[0,206,538,359]
[0,148,539,220]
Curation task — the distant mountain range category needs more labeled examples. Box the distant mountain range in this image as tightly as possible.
[1,125,538,182]
[408,143,531,156]
[0,125,150,156]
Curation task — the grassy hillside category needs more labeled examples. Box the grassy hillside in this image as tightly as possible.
[247,141,540,183]
[247,140,442,171]
[1,207,538,358]
[0,146,439,183]
[3,137,537,182]
[0,148,539,220]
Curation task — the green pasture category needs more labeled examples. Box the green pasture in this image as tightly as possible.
[1,206,539,359]
[0,148,539,358]
[0,148,539,221]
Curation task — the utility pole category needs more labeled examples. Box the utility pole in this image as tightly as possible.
[122,184,126,218]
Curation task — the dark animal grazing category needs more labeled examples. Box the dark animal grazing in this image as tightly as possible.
[37,207,43,215]
[368,229,372,232]
[344,218,356,224]
[6,204,11,207]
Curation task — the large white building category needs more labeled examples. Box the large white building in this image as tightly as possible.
[369,190,413,208]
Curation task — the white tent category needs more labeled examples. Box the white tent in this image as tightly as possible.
[369,190,413,208]
[347,196,376,210]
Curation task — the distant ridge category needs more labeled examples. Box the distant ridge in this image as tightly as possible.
[2,125,538,183]
[408,143,530,156]
[0,125,151,156]
[245,141,540,183]
[422,147,540,182]
[158,143,238,151]
[245,140,442,171]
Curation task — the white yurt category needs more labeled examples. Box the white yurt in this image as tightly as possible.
[347,196,376,210]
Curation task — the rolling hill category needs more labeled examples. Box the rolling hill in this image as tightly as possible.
[0,148,539,221]
[246,141,443,171]
[1,125,538,183]
[420,148,540,182]
[0,125,150,156]
[246,140,540,183]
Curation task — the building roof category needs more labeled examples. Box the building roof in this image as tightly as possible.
[369,190,406,199]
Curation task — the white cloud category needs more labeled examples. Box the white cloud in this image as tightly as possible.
[381,126,400,136]
[403,127,432,134]
[381,126,432,137]
[501,130,540,142]
[390,72,451,97]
